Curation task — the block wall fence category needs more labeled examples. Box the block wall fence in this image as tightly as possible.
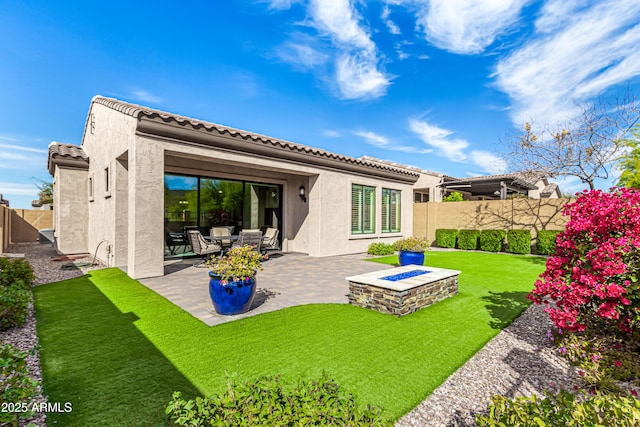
[413,198,572,246]
[2,199,569,254]
[0,205,53,252]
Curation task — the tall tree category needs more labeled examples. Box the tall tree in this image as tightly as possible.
[502,94,640,190]
[35,179,53,204]
[616,125,640,189]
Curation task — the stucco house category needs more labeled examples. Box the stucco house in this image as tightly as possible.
[47,96,560,279]
[48,96,441,279]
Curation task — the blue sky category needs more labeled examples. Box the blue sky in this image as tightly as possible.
[1,0,640,209]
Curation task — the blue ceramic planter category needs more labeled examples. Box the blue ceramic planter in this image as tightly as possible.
[209,272,257,315]
[399,250,425,266]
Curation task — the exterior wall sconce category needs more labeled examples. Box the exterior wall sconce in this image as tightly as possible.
[299,185,307,203]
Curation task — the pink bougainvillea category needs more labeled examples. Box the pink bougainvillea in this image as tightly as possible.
[528,188,640,332]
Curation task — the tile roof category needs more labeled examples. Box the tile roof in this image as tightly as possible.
[91,96,420,179]
[540,182,559,197]
[358,155,442,176]
[47,142,89,175]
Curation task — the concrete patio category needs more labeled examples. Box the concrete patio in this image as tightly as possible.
[139,253,390,326]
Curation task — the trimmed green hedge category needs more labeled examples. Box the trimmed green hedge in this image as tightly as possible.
[479,230,505,252]
[435,229,457,248]
[537,230,562,255]
[457,230,480,250]
[507,230,531,254]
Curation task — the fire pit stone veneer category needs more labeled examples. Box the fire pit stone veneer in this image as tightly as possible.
[346,265,460,316]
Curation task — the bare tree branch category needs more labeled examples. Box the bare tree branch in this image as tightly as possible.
[501,93,640,190]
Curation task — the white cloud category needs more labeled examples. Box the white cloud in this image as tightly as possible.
[0,142,47,153]
[275,0,391,100]
[408,118,469,160]
[354,129,432,153]
[263,0,302,9]
[382,5,401,35]
[494,0,640,126]
[130,89,162,104]
[354,130,389,146]
[470,150,508,174]
[415,0,529,54]
[335,52,390,99]
[323,129,342,137]
[276,40,329,69]
[309,0,391,99]
[0,182,38,196]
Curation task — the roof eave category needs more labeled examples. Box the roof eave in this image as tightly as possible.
[136,117,420,183]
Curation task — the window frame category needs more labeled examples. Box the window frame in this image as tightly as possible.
[351,184,376,235]
[381,188,401,233]
[104,166,111,198]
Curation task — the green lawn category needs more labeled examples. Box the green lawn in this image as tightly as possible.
[34,251,546,426]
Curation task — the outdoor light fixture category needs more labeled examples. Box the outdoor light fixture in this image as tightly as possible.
[299,185,307,203]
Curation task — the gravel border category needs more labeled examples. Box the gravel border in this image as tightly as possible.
[1,242,103,427]
[2,245,586,426]
[396,303,581,426]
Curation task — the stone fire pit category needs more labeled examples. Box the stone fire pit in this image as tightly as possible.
[346,265,460,316]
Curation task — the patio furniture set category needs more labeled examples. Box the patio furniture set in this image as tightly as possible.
[186,227,280,260]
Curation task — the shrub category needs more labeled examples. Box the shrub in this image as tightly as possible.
[536,230,561,255]
[0,258,34,331]
[479,230,505,252]
[165,373,392,426]
[367,242,395,256]
[457,230,479,250]
[443,192,464,202]
[506,230,531,254]
[0,342,40,424]
[0,258,34,289]
[528,188,640,333]
[435,229,457,248]
[557,329,640,392]
[393,236,429,252]
[476,389,640,427]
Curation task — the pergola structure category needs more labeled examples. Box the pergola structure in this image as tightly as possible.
[439,174,540,200]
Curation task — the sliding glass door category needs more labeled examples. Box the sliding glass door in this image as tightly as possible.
[164,174,282,256]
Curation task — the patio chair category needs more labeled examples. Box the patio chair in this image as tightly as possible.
[210,226,232,248]
[261,227,279,255]
[232,230,262,253]
[165,230,178,255]
[186,230,222,267]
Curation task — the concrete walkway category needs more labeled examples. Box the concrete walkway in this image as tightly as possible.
[139,253,390,326]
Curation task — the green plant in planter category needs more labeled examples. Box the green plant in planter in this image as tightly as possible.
[393,236,429,253]
[206,245,263,284]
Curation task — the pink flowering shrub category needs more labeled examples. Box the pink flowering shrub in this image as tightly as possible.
[528,188,640,333]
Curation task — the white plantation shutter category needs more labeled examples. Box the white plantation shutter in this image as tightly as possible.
[351,185,362,234]
[382,188,401,233]
[351,184,375,234]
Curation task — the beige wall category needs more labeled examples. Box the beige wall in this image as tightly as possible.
[0,205,54,250]
[82,103,138,267]
[0,205,10,252]
[53,167,88,254]
[414,198,571,244]
[11,209,54,243]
